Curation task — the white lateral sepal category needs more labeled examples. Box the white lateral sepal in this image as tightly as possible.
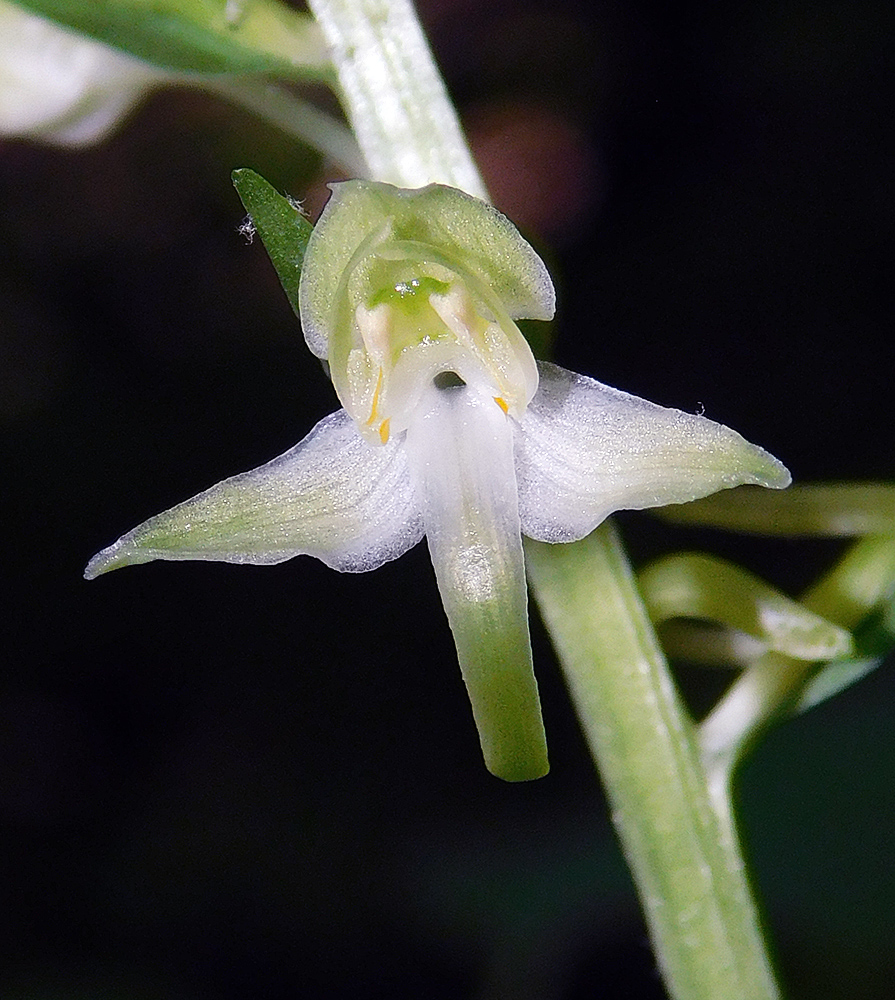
[515,362,792,544]
[85,409,423,578]
[0,2,163,146]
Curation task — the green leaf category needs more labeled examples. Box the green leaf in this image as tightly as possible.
[12,0,332,79]
[653,482,895,536]
[795,656,885,713]
[232,167,313,317]
[796,588,895,713]
[639,552,853,663]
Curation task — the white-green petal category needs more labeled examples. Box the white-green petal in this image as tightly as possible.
[0,2,162,146]
[403,383,548,781]
[515,362,791,543]
[84,409,423,579]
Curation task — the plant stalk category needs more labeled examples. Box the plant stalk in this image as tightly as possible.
[526,525,781,1000]
[306,0,487,197]
[700,534,895,783]
[207,77,366,176]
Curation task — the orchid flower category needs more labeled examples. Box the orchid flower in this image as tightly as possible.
[85,179,790,781]
[0,1,166,146]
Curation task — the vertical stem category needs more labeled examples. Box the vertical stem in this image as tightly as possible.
[526,524,780,1000]
[306,0,487,197]
[207,77,366,176]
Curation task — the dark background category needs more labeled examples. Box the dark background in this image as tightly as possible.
[1,1,892,997]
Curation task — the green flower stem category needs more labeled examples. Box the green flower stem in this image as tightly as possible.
[207,77,366,176]
[700,534,895,782]
[526,524,781,1000]
[639,552,853,663]
[655,482,895,536]
[805,533,895,624]
[305,0,487,197]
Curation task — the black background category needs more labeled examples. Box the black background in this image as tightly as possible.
[1,1,893,997]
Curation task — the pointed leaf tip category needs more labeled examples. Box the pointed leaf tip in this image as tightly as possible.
[232,168,313,317]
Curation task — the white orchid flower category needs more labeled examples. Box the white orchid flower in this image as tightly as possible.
[0,1,163,145]
[85,180,790,781]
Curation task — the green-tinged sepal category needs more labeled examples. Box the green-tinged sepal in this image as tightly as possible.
[515,362,791,544]
[232,168,313,317]
[85,409,424,579]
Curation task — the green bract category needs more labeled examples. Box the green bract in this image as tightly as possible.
[87,177,791,782]
[8,0,330,79]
